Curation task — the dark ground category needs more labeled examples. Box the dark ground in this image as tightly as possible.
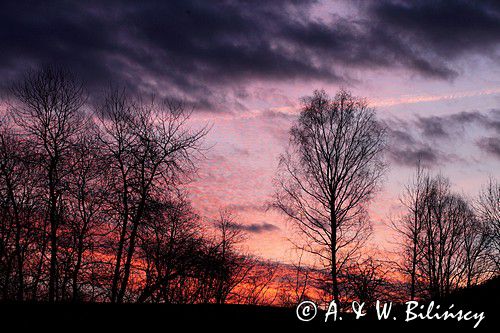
[1,278,498,332]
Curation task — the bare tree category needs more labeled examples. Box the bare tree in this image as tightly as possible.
[419,182,470,298]
[344,257,389,307]
[137,192,202,303]
[212,209,248,304]
[277,248,312,307]
[10,67,86,302]
[392,163,429,300]
[476,178,500,273]
[64,129,108,301]
[396,168,493,300]
[462,211,490,287]
[0,119,41,301]
[96,89,208,303]
[274,89,386,304]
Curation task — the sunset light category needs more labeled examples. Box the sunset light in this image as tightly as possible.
[0,1,498,331]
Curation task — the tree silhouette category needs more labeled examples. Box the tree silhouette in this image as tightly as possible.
[10,67,87,302]
[274,89,387,305]
[476,179,500,272]
[395,168,493,300]
[96,89,209,303]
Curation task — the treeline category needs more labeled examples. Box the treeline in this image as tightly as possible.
[395,166,499,300]
[274,174,499,310]
[0,68,498,306]
[0,67,277,304]
[272,89,499,309]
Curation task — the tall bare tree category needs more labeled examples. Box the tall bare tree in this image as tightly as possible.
[96,89,208,303]
[462,211,490,287]
[418,178,472,298]
[274,89,386,304]
[64,129,108,301]
[0,119,40,301]
[10,67,86,302]
[396,169,493,300]
[392,163,429,300]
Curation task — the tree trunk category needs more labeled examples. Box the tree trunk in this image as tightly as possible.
[48,162,58,303]
[331,206,339,305]
[117,196,146,302]
[111,175,129,303]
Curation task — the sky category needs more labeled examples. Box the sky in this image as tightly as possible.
[1,0,500,264]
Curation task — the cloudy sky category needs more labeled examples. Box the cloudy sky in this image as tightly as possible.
[2,0,500,262]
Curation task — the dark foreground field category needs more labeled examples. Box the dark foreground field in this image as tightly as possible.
[1,278,498,332]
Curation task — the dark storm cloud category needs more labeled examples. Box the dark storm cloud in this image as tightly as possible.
[450,111,500,160]
[0,0,339,106]
[388,145,441,167]
[386,121,445,167]
[413,110,495,139]
[386,121,442,167]
[386,109,500,166]
[233,222,280,234]
[416,116,449,138]
[486,109,500,134]
[449,111,488,124]
[1,0,500,109]
[388,128,416,145]
[477,137,500,159]
[369,0,500,60]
